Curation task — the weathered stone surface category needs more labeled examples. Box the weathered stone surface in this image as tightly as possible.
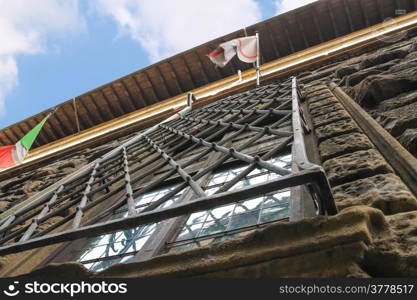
[319,132,373,161]
[308,97,339,111]
[335,65,358,79]
[376,90,417,112]
[304,85,327,95]
[323,149,394,186]
[314,119,360,142]
[307,93,334,104]
[359,49,408,69]
[399,128,417,156]
[332,174,417,214]
[388,58,417,73]
[0,201,10,213]
[312,110,351,128]
[366,210,417,277]
[354,69,417,108]
[23,180,44,194]
[376,101,417,136]
[309,102,344,118]
[346,68,381,86]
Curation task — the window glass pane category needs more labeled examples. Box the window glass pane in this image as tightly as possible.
[186,211,207,225]
[234,197,263,214]
[263,191,291,208]
[177,224,203,241]
[175,152,292,248]
[206,204,235,221]
[260,205,289,223]
[198,219,229,236]
[227,210,260,231]
[76,184,180,271]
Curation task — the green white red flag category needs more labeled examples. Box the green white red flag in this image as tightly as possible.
[0,115,50,169]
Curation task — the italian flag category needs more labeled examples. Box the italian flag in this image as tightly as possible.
[0,116,49,169]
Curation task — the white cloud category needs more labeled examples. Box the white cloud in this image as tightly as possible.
[92,0,262,62]
[275,0,317,15]
[0,0,85,116]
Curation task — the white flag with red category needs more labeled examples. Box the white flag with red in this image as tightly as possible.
[208,35,258,68]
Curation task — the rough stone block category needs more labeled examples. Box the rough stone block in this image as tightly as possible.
[378,90,417,112]
[354,69,417,108]
[304,85,327,95]
[399,128,417,156]
[376,101,417,136]
[319,132,374,161]
[335,65,358,79]
[359,49,408,69]
[307,93,334,104]
[312,110,351,128]
[310,102,344,118]
[308,97,339,111]
[323,149,394,186]
[332,174,417,214]
[315,119,360,142]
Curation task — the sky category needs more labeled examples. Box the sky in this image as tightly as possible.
[0,0,316,131]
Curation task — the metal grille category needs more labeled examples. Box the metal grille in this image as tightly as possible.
[0,77,337,257]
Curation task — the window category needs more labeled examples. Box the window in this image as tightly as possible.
[169,153,292,251]
[70,185,182,271]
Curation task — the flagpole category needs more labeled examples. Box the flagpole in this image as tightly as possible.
[255,31,260,86]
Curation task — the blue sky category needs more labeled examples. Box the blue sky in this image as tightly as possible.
[0,0,316,131]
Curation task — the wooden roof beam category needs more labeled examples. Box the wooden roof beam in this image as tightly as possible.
[281,19,296,53]
[181,56,198,88]
[263,22,282,58]
[50,111,74,136]
[311,7,324,43]
[107,86,129,115]
[374,0,385,20]
[77,100,97,129]
[343,0,355,32]
[91,93,114,121]
[3,130,18,145]
[57,105,76,135]
[295,13,310,49]
[100,90,124,117]
[193,51,211,85]
[155,65,174,98]
[110,84,135,113]
[87,94,109,122]
[0,135,11,146]
[132,75,154,107]
[167,61,185,94]
[142,71,160,103]
[50,117,67,138]
[359,0,371,27]
[327,1,340,36]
